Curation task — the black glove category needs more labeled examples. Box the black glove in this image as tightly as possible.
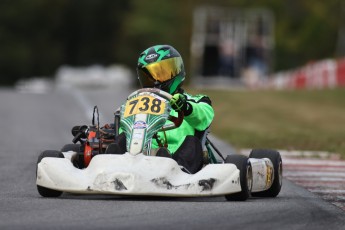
[170,93,192,115]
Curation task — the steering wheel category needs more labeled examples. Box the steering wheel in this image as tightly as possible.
[127,88,184,130]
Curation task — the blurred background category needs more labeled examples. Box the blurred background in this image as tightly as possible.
[1,0,344,88]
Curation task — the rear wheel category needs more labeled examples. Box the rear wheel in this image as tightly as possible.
[224,154,252,201]
[36,150,64,197]
[60,144,85,169]
[249,149,282,197]
[61,144,80,152]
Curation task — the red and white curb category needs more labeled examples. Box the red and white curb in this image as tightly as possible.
[283,156,345,211]
[241,149,345,211]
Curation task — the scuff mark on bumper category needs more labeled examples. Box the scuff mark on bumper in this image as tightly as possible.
[151,177,191,190]
[113,178,128,191]
[198,178,216,191]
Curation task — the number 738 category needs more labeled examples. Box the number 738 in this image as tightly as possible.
[124,95,165,117]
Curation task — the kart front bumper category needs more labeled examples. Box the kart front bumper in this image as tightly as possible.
[37,153,241,197]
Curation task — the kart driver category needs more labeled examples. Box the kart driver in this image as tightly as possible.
[112,45,214,174]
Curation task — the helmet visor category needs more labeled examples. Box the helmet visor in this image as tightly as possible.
[138,57,183,88]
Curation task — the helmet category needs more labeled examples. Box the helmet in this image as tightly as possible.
[137,45,185,94]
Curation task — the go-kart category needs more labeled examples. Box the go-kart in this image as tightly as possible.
[36,88,282,201]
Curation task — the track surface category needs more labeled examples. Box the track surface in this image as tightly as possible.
[1,85,345,229]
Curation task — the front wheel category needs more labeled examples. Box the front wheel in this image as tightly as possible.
[36,150,64,197]
[249,149,282,197]
[224,154,252,201]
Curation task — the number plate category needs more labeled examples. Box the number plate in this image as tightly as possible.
[124,95,166,117]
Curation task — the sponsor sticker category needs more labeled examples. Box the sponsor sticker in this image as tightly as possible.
[145,54,158,60]
[133,120,147,129]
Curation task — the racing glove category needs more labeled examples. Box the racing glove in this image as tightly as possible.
[170,93,192,115]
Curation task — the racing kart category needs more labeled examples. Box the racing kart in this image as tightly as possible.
[36,88,283,201]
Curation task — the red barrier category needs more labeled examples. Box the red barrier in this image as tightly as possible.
[294,72,307,89]
[269,58,345,89]
[336,58,345,87]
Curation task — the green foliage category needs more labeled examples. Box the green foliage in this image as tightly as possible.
[273,0,341,69]
[0,0,130,85]
[0,0,343,85]
[117,0,193,70]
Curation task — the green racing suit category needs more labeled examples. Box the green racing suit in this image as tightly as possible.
[152,93,214,154]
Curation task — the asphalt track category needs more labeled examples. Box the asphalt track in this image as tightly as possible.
[1,84,345,230]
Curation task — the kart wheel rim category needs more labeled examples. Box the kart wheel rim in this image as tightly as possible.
[247,163,253,192]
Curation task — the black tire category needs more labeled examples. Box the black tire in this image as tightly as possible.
[105,143,123,154]
[61,144,81,152]
[60,144,85,169]
[224,154,252,201]
[36,150,64,197]
[249,149,282,197]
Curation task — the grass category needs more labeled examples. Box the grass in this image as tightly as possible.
[188,87,345,158]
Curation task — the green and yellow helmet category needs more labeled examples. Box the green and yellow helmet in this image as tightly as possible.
[137,45,185,94]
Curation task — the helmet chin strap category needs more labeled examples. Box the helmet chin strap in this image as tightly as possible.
[154,80,171,93]
[154,81,161,88]
[152,78,179,94]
